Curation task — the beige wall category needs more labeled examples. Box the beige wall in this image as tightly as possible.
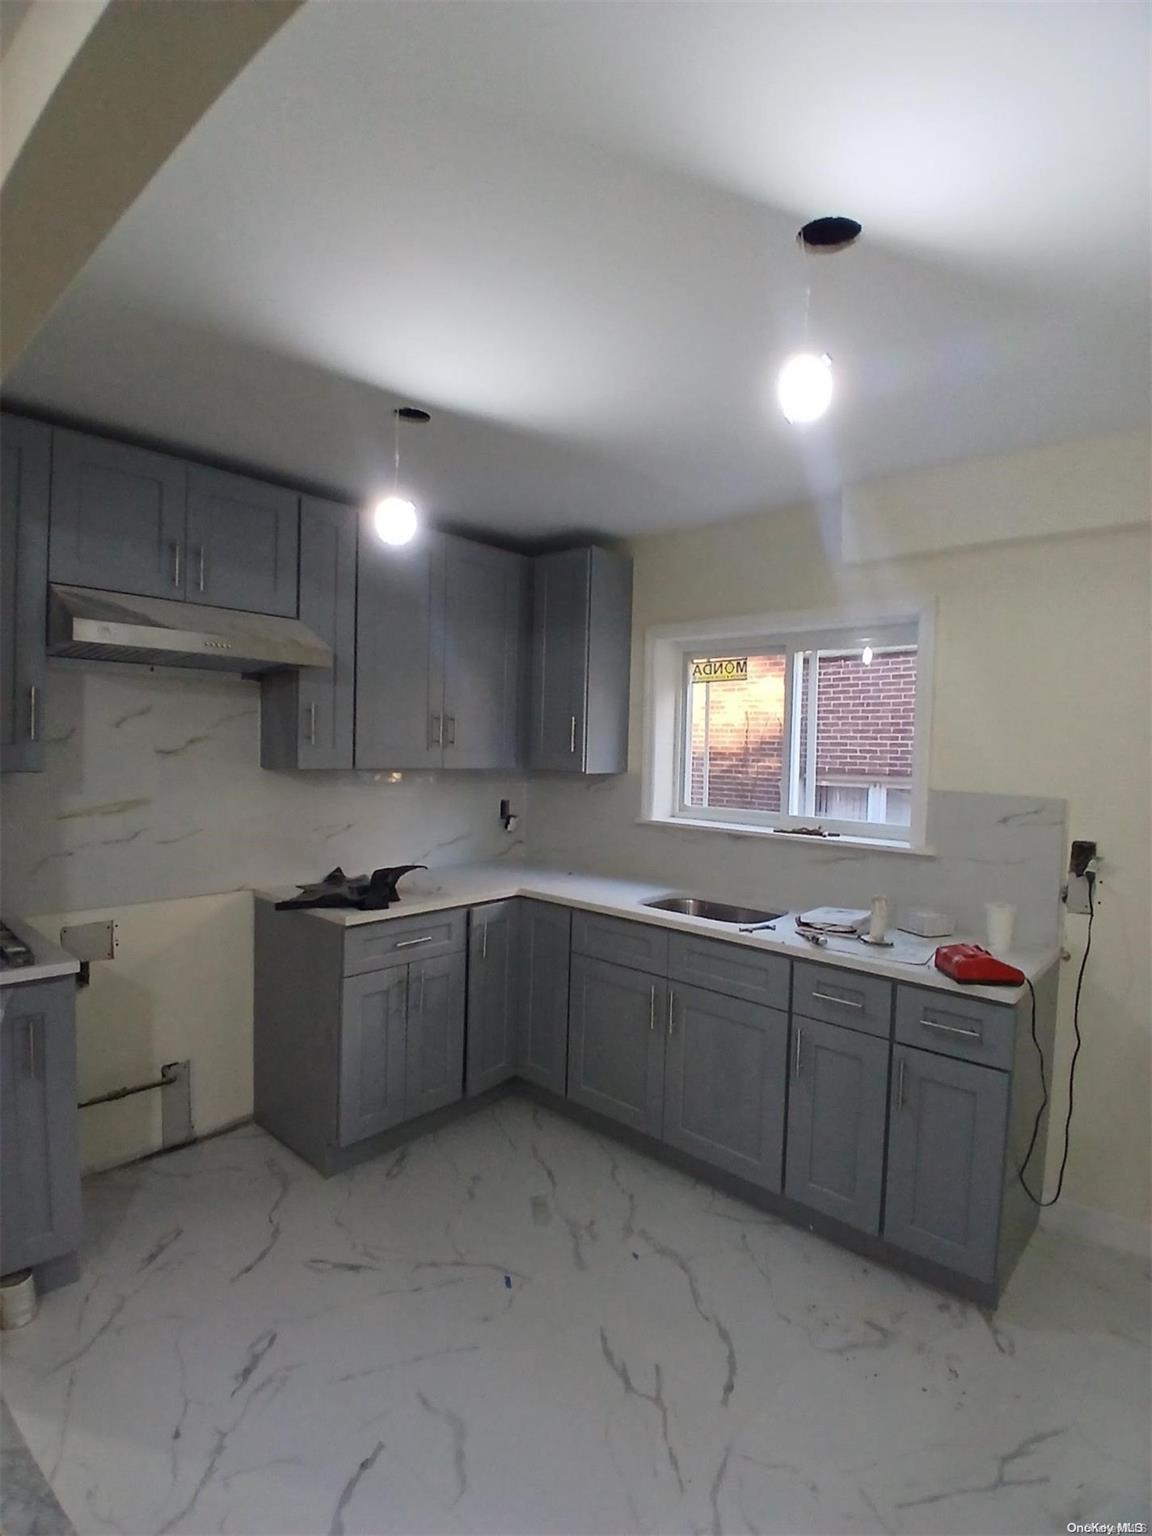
[25,893,252,1172]
[619,447,1150,1226]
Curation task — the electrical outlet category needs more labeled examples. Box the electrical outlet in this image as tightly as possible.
[1065,840,1098,916]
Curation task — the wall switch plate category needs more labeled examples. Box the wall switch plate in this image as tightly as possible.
[1065,840,1098,916]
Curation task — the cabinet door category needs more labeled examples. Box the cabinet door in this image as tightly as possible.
[185,466,299,615]
[466,901,520,1096]
[529,548,589,770]
[355,530,445,769]
[884,1045,1009,1281]
[1,417,50,772]
[405,952,466,1119]
[516,900,571,1093]
[0,979,81,1273]
[260,496,356,769]
[784,1016,889,1234]
[338,968,408,1144]
[568,956,666,1137]
[663,984,787,1191]
[442,537,526,770]
[50,428,187,598]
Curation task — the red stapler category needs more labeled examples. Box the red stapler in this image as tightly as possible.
[934,943,1025,986]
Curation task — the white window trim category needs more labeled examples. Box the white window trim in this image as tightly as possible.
[640,601,936,853]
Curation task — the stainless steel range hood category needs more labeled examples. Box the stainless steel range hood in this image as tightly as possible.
[48,585,333,674]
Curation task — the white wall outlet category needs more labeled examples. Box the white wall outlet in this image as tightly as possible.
[1065,871,1096,916]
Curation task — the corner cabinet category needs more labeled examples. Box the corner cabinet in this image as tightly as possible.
[261,497,356,770]
[1,416,51,772]
[467,901,521,1096]
[0,978,82,1276]
[529,546,632,773]
[356,529,527,771]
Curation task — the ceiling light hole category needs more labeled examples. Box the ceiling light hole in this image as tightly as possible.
[797,216,862,254]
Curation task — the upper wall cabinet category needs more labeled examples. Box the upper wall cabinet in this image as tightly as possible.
[50,429,187,599]
[49,428,299,616]
[261,496,356,770]
[1,416,51,772]
[529,546,632,773]
[185,466,299,616]
[356,527,527,771]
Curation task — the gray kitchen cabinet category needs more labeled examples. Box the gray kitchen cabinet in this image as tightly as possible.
[339,966,409,1144]
[467,901,521,1096]
[516,900,571,1094]
[884,1044,1009,1281]
[441,536,527,770]
[356,528,526,771]
[405,952,466,1119]
[568,955,666,1136]
[0,978,82,1276]
[784,1015,889,1234]
[260,496,356,769]
[1,416,50,772]
[529,546,632,773]
[662,983,788,1192]
[185,466,299,616]
[50,428,187,599]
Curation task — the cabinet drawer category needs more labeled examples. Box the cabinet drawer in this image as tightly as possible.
[895,986,1014,1071]
[792,960,891,1040]
[668,932,789,1009]
[343,909,466,976]
[570,910,669,975]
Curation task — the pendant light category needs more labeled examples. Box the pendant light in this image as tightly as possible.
[373,407,429,546]
[777,217,861,427]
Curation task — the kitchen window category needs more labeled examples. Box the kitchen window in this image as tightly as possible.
[643,608,932,848]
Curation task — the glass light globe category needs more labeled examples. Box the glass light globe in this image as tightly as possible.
[373,495,418,546]
[777,351,834,425]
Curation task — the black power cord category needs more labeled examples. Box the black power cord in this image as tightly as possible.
[1017,876,1094,1206]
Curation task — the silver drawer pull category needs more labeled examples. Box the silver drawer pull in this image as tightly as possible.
[794,1025,803,1076]
[811,990,863,1009]
[482,923,488,961]
[28,684,38,742]
[569,714,576,753]
[196,545,206,591]
[649,983,655,1032]
[307,702,317,745]
[395,935,434,949]
[171,540,182,589]
[921,1018,981,1039]
[667,987,676,1037]
[896,1057,907,1109]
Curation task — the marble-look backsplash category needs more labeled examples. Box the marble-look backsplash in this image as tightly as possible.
[0,663,527,915]
[527,776,1067,947]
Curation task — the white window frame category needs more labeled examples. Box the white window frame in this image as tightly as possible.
[642,602,935,851]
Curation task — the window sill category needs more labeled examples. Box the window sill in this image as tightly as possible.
[638,814,936,857]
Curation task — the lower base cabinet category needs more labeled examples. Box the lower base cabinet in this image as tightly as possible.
[516,901,571,1093]
[568,956,667,1135]
[339,968,408,1144]
[663,983,787,1192]
[883,1044,1009,1281]
[0,978,82,1275]
[405,953,466,1119]
[784,1015,889,1234]
[466,901,520,1096]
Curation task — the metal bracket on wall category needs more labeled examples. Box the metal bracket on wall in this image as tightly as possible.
[78,1059,193,1150]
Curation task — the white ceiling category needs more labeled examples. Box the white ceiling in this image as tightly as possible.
[7,0,1150,539]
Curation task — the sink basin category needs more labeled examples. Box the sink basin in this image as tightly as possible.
[643,896,784,926]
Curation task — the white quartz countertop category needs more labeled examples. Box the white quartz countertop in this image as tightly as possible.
[255,864,1058,1004]
[0,917,81,987]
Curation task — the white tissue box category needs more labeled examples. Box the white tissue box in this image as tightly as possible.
[898,909,955,938]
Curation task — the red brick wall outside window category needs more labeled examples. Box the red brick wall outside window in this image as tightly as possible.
[688,648,916,818]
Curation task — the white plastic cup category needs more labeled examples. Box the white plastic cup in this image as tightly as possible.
[0,1269,37,1330]
[985,902,1016,953]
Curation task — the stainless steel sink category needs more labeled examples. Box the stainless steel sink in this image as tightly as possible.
[642,896,784,926]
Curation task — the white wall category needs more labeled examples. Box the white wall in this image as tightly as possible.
[537,443,1149,1226]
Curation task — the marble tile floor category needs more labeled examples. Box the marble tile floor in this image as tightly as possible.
[1,1100,1148,1536]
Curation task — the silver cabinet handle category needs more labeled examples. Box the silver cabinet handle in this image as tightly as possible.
[667,988,676,1038]
[569,715,576,753]
[25,1019,37,1077]
[482,922,488,961]
[395,935,433,950]
[28,684,38,742]
[896,1057,907,1110]
[811,991,863,1010]
[430,714,443,748]
[649,983,656,1032]
[794,1025,803,1077]
[171,541,182,589]
[196,545,206,592]
[306,702,317,745]
[445,716,456,746]
[920,1017,981,1039]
